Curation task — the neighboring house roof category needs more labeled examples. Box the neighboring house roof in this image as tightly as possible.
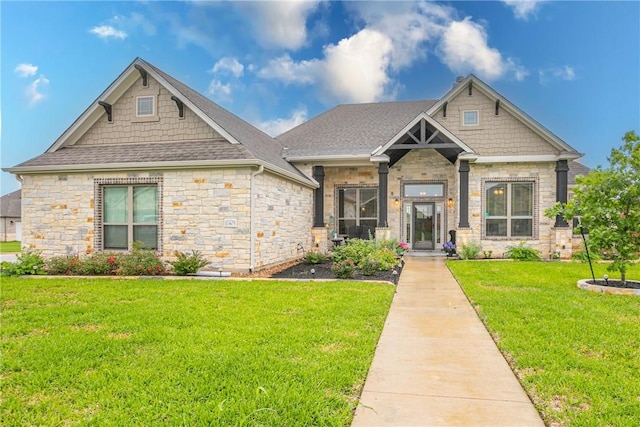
[5,58,314,187]
[568,160,591,185]
[277,100,437,160]
[0,190,21,218]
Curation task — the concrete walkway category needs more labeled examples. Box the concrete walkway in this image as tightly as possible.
[352,256,544,426]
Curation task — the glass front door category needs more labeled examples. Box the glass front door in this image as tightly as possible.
[404,201,444,250]
[413,203,435,249]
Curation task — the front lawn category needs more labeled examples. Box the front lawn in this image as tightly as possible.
[447,261,640,426]
[0,241,21,253]
[1,278,394,425]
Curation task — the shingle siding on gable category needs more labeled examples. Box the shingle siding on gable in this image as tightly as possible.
[75,75,221,146]
[437,88,559,156]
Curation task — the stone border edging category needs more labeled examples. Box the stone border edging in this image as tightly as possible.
[577,279,640,296]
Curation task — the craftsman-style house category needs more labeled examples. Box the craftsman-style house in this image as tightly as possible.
[4,58,584,272]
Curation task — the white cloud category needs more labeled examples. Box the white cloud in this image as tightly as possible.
[258,107,308,137]
[539,65,576,84]
[502,0,546,20]
[438,18,528,81]
[14,63,38,78]
[90,25,128,40]
[26,75,50,106]
[321,29,394,103]
[258,54,319,85]
[211,57,244,78]
[207,79,232,103]
[240,0,322,50]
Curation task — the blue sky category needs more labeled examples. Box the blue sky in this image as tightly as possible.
[1,1,639,195]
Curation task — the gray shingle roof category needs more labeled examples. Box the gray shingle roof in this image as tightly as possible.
[568,160,591,185]
[276,100,438,158]
[0,190,21,218]
[13,141,252,167]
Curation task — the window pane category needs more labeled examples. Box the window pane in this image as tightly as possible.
[486,183,507,216]
[463,111,478,125]
[338,219,356,235]
[104,225,128,249]
[511,219,532,237]
[137,96,154,115]
[134,225,158,249]
[511,183,533,216]
[404,184,443,197]
[486,219,507,236]
[339,189,357,219]
[104,187,128,223]
[133,186,157,222]
[359,188,378,218]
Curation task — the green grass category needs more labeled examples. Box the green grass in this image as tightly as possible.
[1,278,394,426]
[0,241,21,253]
[447,260,640,426]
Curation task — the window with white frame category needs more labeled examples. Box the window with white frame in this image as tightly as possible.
[103,185,158,249]
[485,181,534,238]
[136,96,155,117]
[337,187,377,236]
[462,110,479,126]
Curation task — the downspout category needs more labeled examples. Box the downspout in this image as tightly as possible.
[249,165,264,272]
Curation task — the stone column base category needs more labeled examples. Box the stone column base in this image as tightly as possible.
[553,227,573,259]
[375,227,392,242]
[311,227,330,254]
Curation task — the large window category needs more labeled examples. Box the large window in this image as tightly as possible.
[485,182,534,238]
[337,187,377,236]
[103,185,158,249]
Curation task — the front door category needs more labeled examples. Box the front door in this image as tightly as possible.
[413,202,435,250]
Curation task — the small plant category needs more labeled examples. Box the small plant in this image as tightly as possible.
[359,255,381,276]
[169,250,209,275]
[458,241,482,260]
[442,241,456,256]
[117,242,166,276]
[305,251,327,265]
[549,249,561,260]
[483,250,493,259]
[331,259,356,279]
[504,241,541,261]
[571,249,602,262]
[1,249,45,276]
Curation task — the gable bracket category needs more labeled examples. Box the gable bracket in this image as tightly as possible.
[495,99,500,116]
[134,64,148,87]
[171,95,184,118]
[97,101,112,122]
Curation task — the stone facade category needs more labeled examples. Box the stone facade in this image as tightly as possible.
[20,168,313,272]
[76,75,221,146]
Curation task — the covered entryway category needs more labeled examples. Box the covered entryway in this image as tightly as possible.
[404,201,445,250]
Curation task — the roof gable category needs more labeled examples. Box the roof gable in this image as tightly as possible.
[427,74,581,157]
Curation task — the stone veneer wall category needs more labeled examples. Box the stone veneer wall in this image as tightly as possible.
[21,168,313,272]
[458,161,564,258]
[76,75,220,146]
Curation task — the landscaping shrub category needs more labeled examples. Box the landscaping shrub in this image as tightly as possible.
[304,251,327,264]
[80,252,121,275]
[331,259,356,279]
[331,239,374,265]
[169,250,209,275]
[359,255,381,276]
[458,241,482,260]
[116,243,166,276]
[45,255,83,275]
[504,241,541,261]
[1,250,45,276]
[571,249,602,262]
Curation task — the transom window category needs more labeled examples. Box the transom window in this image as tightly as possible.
[103,185,158,249]
[463,110,479,126]
[337,187,377,237]
[485,182,534,238]
[136,96,155,116]
[404,183,444,197]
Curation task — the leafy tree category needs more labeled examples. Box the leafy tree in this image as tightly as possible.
[546,131,640,284]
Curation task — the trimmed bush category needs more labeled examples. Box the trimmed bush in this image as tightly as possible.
[169,250,209,276]
[1,250,46,276]
[359,256,381,276]
[305,251,327,264]
[331,259,356,279]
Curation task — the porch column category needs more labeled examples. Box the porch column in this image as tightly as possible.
[378,162,389,227]
[312,166,325,228]
[554,160,569,227]
[458,160,470,228]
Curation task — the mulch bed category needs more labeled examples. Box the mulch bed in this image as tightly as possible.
[586,279,640,289]
[242,259,403,283]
